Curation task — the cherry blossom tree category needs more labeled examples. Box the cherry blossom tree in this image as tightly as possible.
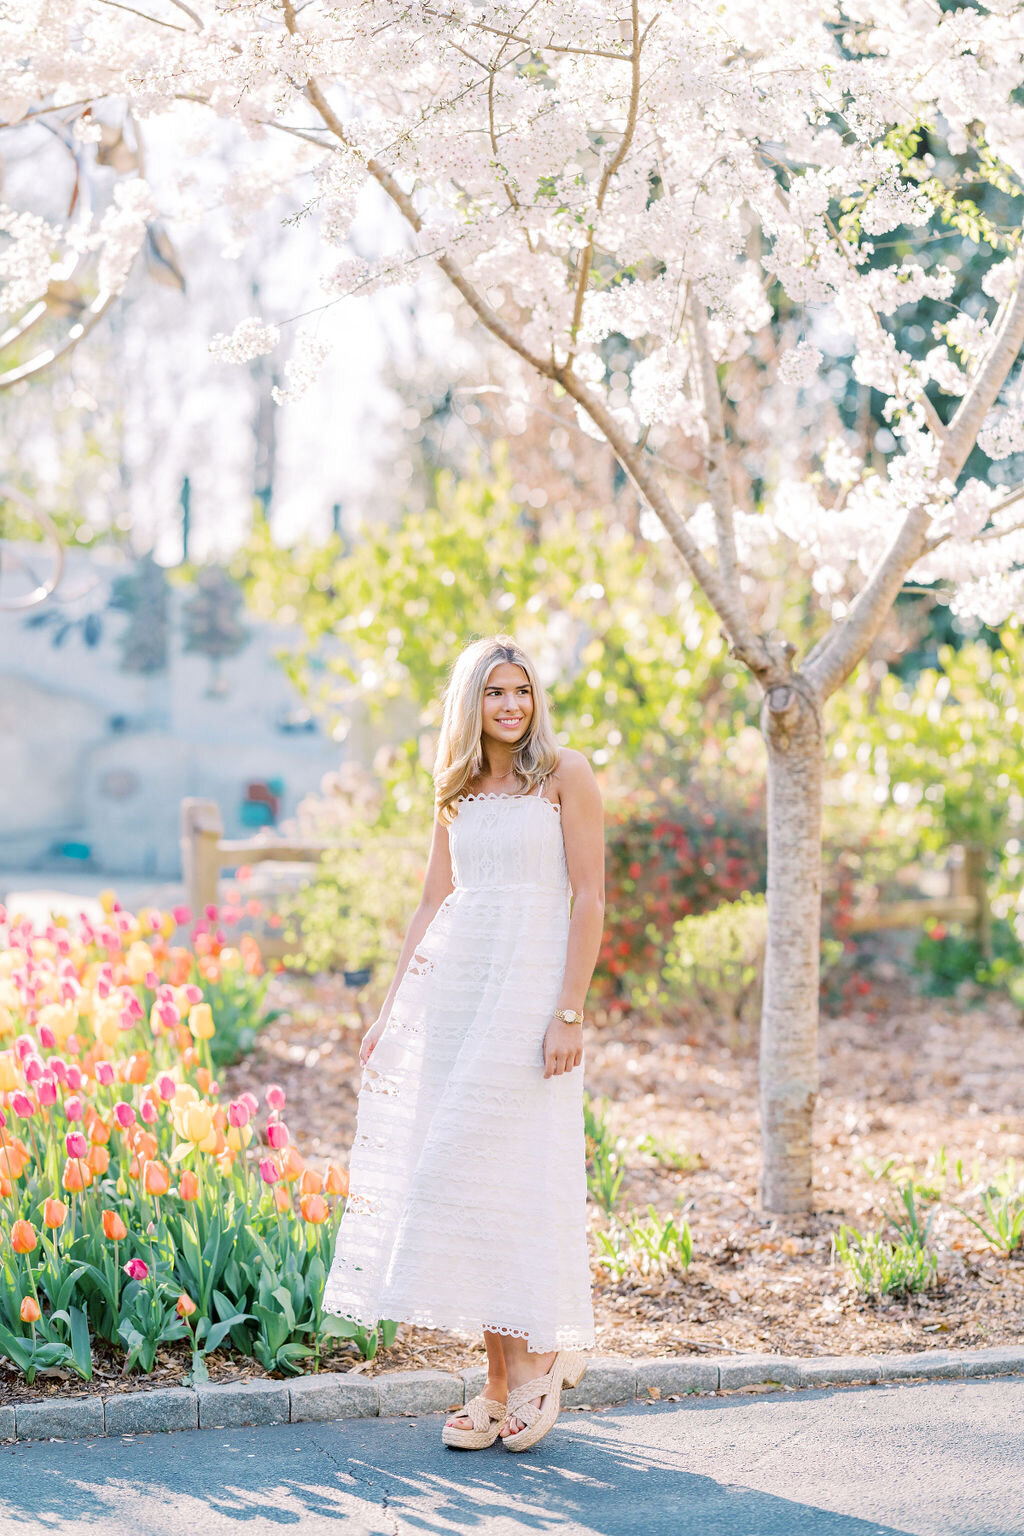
[8,0,1024,1211]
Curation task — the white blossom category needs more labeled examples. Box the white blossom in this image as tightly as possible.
[777,340,823,386]
[209,316,281,364]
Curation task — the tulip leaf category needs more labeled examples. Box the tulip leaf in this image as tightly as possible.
[319,1315,359,1339]
[202,1312,254,1355]
[68,1305,93,1380]
[0,1324,32,1371]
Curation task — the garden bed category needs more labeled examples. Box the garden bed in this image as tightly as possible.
[4,958,1022,1409]
[226,965,1024,1376]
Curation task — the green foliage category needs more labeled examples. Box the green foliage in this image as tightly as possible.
[235,465,761,774]
[108,554,171,674]
[912,917,1024,999]
[635,1134,701,1173]
[202,967,281,1067]
[594,1206,693,1281]
[583,1092,624,1216]
[831,1226,939,1299]
[661,891,768,1027]
[953,1162,1024,1259]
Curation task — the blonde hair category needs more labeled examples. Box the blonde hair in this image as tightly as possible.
[434,634,561,823]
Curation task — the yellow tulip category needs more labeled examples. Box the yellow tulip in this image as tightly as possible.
[0,1005,12,1038]
[0,1050,18,1092]
[99,889,117,914]
[38,1002,78,1044]
[219,947,242,972]
[94,1003,122,1048]
[181,1102,215,1144]
[159,912,176,940]
[126,942,156,984]
[172,1082,199,1109]
[188,1003,215,1040]
[0,978,18,1008]
[0,953,18,978]
[225,1123,254,1152]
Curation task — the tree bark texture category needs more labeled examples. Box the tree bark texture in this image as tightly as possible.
[759,680,825,1214]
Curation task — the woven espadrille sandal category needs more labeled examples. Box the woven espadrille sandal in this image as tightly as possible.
[500,1350,587,1452]
[441,1392,508,1449]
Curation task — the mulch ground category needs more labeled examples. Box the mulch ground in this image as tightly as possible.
[4,959,1023,1404]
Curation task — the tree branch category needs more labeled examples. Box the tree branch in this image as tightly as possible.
[690,299,747,610]
[940,263,1024,478]
[567,0,643,363]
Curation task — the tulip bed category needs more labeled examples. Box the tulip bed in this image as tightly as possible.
[0,896,384,1387]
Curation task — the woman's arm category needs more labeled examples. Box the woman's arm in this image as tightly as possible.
[360,811,454,1064]
[544,749,606,1078]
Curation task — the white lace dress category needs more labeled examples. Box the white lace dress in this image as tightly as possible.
[322,777,595,1352]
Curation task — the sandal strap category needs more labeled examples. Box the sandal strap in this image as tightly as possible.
[457,1393,506,1431]
[506,1372,554,1413]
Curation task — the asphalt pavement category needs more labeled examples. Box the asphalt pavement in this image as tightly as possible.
[2,1375,1021,1536]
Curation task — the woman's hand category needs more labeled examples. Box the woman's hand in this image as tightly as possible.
[359,1015,388,1067]
[542,1018,583,1078]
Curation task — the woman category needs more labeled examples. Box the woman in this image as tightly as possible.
[322,633,605,1452]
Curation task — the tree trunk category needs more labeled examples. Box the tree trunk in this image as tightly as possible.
[759,680,824,1214]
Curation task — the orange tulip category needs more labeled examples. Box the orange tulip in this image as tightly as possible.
[143,1159,170,1196]
[324,1164,349,1197]
[175,1292,197,1318]
[89,1116,112,1146]
[126,1052,151,1084]
[61,1157,92,1192]
[273,1184,292,1212]
[42,1197,68,1229]
[300,1169,324,1196]
[299,1193,329,1224]
[20,1296,41,1323]
[280,1146,306,1184]
[128,1154,142,1180]
[179,1169,200,1201]
[11,1219,37,1253]
[215,1149,235,1176]
[0,1174,12,1198]
[195,1067,212,1094]
[175,1023,192,1052]
[102,1209,127,1241]
[0,1143,30,1181]
[87,1144,110,1177]
[134,1130,158,1162]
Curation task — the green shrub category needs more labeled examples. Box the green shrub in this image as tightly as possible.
[660,891,768,1028]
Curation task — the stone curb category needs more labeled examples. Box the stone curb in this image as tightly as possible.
[3,1345,1022,1444]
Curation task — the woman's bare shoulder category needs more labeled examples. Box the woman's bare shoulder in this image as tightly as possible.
[549,748,599,795]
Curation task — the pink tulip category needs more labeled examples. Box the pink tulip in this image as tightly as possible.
[156,1073,176,1101]
[148,912,162,932]
[23,1055,43,1083]
[227,1100,250,1128]
[267,1121,289,1150]
[65,1095,83,1122]
[123,1258,149,1281]
[38,1024,57,1049]
[114,1102,136,1129]
[265,1084,286,1112]
[204,904,219,922]
[172,905,192,926]
[50,1057,68,1085]
[65,1034,82,1056]
[144,970,158,989]
[157,1003,179,1029]
[96,1061,115,1087]
[65,1064,82,1089]
[37,1076,57,1107]
[119,1009,136,1032]
[11,1092,35,1118]
[96,976,112,1000]
[0,1108,6,1129]
[66,1131,88,1159]
[184,984,202,1006]
[0,904,6,925]
[258,1158,280,1185]
[140,1099,158,1124]
[124,994,144,1021]
[239,1090,259,1117]
[15,1034,34,1060]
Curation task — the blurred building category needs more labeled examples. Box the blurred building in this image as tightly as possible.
[0,545,345,877]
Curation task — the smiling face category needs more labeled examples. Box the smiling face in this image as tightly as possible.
[480,661,534,757]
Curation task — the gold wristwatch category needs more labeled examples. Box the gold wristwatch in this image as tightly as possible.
[553,1008,585,1026]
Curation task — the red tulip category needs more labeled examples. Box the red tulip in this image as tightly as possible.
[123,1258,149,1281]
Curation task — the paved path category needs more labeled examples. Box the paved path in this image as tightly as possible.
[2,1376,1022,1536]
